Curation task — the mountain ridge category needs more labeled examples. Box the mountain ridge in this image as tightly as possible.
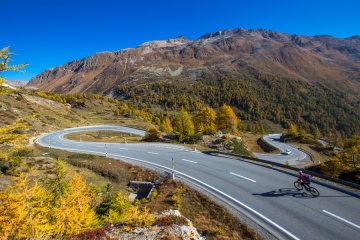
[27,28,360,101]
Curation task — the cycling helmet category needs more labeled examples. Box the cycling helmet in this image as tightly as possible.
[299,170,303,174]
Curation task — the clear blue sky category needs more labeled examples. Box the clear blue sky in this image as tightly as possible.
[2,0,359,81]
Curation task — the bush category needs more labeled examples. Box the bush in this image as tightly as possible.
[9,156,23,168]
[13,147,32,157]
[228,139,252,155]
[143,126,160,142]
[171,189,182,209]
[257,138,277,152]
[65,225,112,240]
[149,189,158,201]
[184,133,203,144]
[155,215,188,226]
[68,153,95,160]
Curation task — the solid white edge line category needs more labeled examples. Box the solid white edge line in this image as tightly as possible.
[230,172,257,183]
[36,139,299,240]
[181,159,198,163]
[322,210,360,230]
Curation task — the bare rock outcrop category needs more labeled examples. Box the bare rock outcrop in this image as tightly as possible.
[106,210,205,240]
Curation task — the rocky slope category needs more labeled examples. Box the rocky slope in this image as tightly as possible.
[27,28,360,100]
[105,210,205,240]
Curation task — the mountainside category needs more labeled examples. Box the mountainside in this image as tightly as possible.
[3,80,28,88]
[27,28,360,100]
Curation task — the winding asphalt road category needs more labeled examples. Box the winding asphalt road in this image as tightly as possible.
[37,126,360,240]
[254,134,307,165]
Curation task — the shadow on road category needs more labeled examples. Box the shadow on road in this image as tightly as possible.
[253,188,315,198]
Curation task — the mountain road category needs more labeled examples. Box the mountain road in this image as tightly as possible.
[36,126,360,240]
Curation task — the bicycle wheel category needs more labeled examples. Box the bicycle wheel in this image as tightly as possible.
[294,182,303,191]
[309,187,320,197]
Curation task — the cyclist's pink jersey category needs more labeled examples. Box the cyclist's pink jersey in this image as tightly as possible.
[298,174,309,183]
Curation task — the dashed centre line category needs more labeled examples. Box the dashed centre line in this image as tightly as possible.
[147,152,159,155]
[181,159,197,163]
[322,210,360,230]
[230,172,256,183]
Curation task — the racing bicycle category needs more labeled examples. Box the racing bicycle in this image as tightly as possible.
[294,180,320,197]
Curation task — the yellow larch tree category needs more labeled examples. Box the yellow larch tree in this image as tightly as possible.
[193,106,217,134]
[144,125,161,141]
[174,108,195,141]
[0,189,24,240]
[341,135,360,173]
[287,123,298,137]
[102,191,131,224]
[320,154,347,178]
[163,117,173,133]
[0,173,52,239]
[0,46,28,84]
[125,206,154,229]
[216,104,239,134]
[52,173,98,237]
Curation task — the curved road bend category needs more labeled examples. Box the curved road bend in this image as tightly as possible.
[254,134,307,165]
[37,126,360,240]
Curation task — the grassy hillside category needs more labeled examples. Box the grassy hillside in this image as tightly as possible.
[0,86,261,239]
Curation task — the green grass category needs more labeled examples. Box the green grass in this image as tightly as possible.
[65,130,143,143]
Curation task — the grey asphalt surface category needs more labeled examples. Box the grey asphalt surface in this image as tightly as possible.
[254,134,307,165]
[37,126,360,240]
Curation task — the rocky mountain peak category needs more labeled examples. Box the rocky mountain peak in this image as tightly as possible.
[138,36,192,50]
[198,29,236,40]
[174,35,188,40]
[26,27,360,101]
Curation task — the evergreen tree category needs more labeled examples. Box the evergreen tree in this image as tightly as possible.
[96,183,115,216]
[40,159,69,203]
[298,129,308,140]
[312,127,321,140]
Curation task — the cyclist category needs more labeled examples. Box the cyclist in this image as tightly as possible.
[296,171,311,190]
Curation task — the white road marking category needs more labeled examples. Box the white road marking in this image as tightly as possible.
[230,172,256,183]
[103,153,299,240]
[119,148,128,150]
[147,152,159,155]
[181,159,197,163]
[37,135,299,240]
[322,210,360,230]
